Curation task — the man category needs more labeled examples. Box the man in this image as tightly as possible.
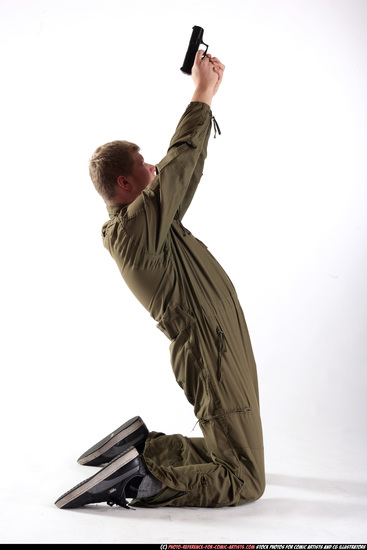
[55,50,265,510]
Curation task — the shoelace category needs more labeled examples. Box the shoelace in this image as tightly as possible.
[107,495,130,508]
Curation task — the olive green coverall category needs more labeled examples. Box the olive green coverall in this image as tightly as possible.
[102,102,265,507]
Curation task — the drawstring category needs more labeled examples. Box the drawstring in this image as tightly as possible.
[192,407,252,430]
[211,115,221,138]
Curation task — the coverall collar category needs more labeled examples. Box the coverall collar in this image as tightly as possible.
[106,204,126,219]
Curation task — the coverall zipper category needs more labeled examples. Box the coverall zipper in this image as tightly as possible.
[201,476,207,506]
[216,327,226,381]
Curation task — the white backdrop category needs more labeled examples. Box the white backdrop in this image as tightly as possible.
[0,0,366,542]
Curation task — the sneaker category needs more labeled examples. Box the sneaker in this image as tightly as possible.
[77,416,148,466]
[55,446,146,509]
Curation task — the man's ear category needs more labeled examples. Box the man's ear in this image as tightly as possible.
[117,175,130,190]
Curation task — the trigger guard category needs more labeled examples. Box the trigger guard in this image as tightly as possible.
[201,43,209,59]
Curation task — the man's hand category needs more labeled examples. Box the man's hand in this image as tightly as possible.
[191,50,225,107]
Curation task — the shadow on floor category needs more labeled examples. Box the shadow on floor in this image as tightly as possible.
[266,472,367,498]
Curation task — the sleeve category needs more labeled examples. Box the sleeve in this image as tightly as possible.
[125,102,212,252]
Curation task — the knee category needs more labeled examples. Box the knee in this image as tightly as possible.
[238,467,266,504]
[255,473,266,500]
[251,460,266,501]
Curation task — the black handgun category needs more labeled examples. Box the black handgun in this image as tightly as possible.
[180,26,209,75]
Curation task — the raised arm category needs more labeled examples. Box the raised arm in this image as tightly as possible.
[174,51,225,220]
[125,51,225,251]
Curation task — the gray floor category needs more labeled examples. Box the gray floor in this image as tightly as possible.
[1,424,365,544]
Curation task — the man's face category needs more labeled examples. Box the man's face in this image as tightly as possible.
[129,152,156,194]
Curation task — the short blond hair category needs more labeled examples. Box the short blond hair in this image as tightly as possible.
[89,140,139,202]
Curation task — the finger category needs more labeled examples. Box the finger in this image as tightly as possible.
[213,65,224,76]
[201,53,211,63]
[209,56,224,65]
[195,49,205,63]
[213,66,224,83]
[211,59,225,71]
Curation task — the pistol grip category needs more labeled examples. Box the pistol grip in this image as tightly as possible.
[180,26,208,75]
